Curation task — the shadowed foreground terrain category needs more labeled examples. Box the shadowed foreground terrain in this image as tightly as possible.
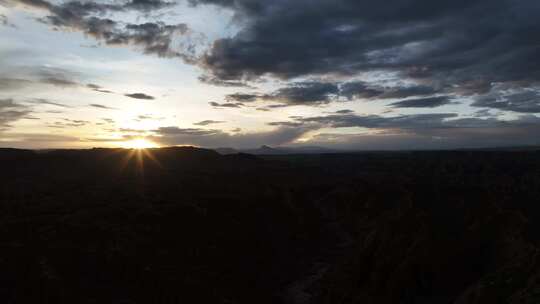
[1,147,540,303]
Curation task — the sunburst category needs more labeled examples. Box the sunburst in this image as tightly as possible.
[121,138,159,149]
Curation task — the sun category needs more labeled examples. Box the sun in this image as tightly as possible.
[121,138,159,149]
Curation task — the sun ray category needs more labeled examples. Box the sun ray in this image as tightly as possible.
[121,138,159,149]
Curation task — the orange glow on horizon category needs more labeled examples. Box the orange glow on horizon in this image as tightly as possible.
[120,138,159,149]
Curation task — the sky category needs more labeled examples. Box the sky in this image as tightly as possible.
[0,0,539,150]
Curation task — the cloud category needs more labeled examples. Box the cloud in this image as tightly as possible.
[9,0,198,60]
[340,82,441,101]
[124,93,155,100]
[12,0,174,15]
[306,125,540,150]
[472,89,540,113]
[124,0,175,12]
[225,93,259,103]
[34,67,82,88]
[0,133,81,148]
[188,0,540,113]
[390,96,453,108]
[285,112,540,149]
[278,111,540,134]
[198,75,252,88]
[193,120,225,126]
[41,77,78,87]
[150,125,311,148]
[264,82,339,105]
[86,84,101,89]
[192,0,540,83]
[294,113,459,129]
[267,121,305,127]
[24,98,71,108]
[256,104,289,111]
[0,14,15,27]
[47,118,90,128]
[148,112,540,149]
[87,83,114,94]
[0,99,32,129]
[0,67,82,91]
[209,101,243,108]
[0,67,100,93]
[134,114,164,121]
[218,81,339,107]
[225,82,444,107]
[89,103,116,110]
[0,78,33,91]
[335,109,354,114]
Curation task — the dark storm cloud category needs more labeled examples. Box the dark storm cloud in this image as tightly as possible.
[13,0,173,14]
[10,0,195,60]
[339,82,383,100]
[48,17,191,59]
[221,82,339,106]
[124,0,175,11]
[390,96,453,108]
[191,0,540,83]
[119,22,190,58]
[189,0,540,115]
[340,82,441,101]
[472,90,540,113]
[223,82,340,106]
[193,120,225,126]
[266,82,339,105]
[124,93,155,100]
[225,82,443,107]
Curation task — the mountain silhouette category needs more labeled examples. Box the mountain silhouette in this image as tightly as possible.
[1,147,540,303]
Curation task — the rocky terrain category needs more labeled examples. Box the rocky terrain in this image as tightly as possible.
[1,147,540,303]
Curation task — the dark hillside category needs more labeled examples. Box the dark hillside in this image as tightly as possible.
[1,148,540,303]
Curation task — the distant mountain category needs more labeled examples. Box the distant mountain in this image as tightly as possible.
[214,145,540,155]
[214,145,340,155]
